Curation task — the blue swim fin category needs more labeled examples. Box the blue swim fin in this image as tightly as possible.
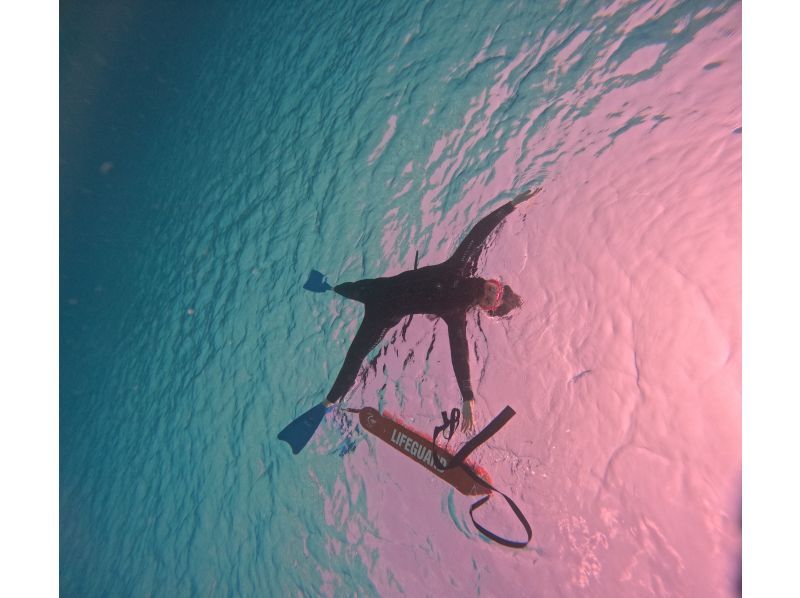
[303,270,332,293]
[278,403,330,454]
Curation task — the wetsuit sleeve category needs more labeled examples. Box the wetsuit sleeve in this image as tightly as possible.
[446,201,515,275]
[444,312,475,402]
[325,310,399,404]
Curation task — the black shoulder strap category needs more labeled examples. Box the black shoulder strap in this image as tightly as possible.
[432,406,533,549]
[433,406,515,468]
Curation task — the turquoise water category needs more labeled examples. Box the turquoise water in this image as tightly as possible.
[61,1,741,595]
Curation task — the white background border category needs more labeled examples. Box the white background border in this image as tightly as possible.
[1,3,59,596]
[2,1,796,596]
[742,1,800,596]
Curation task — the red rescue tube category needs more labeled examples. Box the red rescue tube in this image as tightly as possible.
[354,407,492,496]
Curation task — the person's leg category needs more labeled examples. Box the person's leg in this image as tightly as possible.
[333,279,382,303]
[325,309,399,404]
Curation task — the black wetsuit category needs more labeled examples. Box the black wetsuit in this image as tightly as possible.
[327,201,516,405]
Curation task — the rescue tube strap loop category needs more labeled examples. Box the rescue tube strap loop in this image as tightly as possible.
[345,405,533,549]
[432,406,533,549]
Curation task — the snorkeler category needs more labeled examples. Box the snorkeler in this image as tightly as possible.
[279,188,539,453]
[317,187,540,433]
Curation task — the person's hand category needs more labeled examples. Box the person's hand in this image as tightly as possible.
[511,187,542,206]
[461,400,475,433]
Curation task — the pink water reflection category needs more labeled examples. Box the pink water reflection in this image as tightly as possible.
[334,5,740,596]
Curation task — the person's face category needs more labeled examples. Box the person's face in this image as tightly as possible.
[479,280,501,309]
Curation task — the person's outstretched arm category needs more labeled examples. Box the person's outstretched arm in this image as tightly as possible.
[443,312,477,431]
[446,188,540,275]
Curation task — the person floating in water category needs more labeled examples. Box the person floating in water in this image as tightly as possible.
[316,188,540,433]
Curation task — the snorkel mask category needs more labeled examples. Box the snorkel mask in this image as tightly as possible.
[480,279,505,312]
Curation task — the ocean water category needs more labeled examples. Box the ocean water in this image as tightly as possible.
[60,1,741,596]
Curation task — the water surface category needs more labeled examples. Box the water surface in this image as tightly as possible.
[61,1,741,595]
